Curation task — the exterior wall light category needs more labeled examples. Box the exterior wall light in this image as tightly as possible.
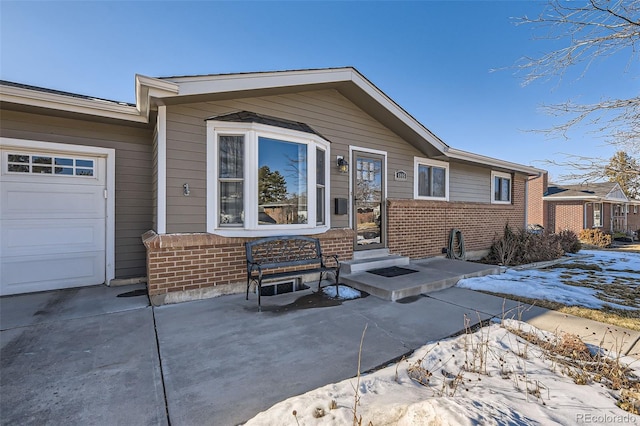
[337,156,349,173]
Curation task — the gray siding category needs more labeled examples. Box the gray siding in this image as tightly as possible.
[449,162,491,203]
[0,109,153,278]
[165,89,425,232]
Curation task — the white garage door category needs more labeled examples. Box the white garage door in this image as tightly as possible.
[0,150,107,295]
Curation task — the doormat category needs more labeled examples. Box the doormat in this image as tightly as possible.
[367,266,419,278]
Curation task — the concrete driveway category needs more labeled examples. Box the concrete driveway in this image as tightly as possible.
[0,283,555,425]
[0,284,166,426]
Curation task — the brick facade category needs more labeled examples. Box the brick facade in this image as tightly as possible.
[387,176,527,259]
[547,201,585,234]
[142,228,354,304]
[527,174,547,227]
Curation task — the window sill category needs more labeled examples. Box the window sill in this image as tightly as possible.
[210,225,330,238]
[414,196,448,202]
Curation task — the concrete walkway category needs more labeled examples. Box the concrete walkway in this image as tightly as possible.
[1,284,638,425]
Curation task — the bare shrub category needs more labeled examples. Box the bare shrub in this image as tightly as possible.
[486,224,566,266]
[555,230,581,254]
[578,229,612,248]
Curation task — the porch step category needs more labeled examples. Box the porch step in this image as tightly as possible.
[340,258,501,302]
[352,248,391,260]
[340,254,410,274]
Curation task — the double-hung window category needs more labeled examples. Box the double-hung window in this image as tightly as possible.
[414,157,449,201]
[491,171,512,204]
[207,120,330,236]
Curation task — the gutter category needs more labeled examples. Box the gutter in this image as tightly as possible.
[444,147,544,176]
[0,84,148,123]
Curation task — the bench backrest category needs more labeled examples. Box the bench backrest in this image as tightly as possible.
[245,236,323,269]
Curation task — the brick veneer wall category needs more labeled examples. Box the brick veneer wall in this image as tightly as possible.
[387,178,526,259]
[548,201,584,233]
[527,173,548,228]
[142,228,354,304]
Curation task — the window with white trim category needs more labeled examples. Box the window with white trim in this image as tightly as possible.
[6,152,95,177]
[208,121,330,235]
[634,205,638,214]
[491,171,511,204]
[218,135,244,226]
[593,203,603,227]
[414,157,449,201]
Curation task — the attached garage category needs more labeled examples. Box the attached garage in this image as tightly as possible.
[0,139,115,296]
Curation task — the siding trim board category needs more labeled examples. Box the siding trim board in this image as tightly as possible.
[157,106,167,234]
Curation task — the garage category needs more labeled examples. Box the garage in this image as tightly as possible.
[0,148,108,295]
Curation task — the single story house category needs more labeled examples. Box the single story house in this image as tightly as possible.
[528,173,640,236]
[1,67,543,303]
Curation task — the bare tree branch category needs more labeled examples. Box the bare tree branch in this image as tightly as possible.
[514,0,640,151]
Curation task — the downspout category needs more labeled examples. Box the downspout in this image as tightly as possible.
[584,202,588,229]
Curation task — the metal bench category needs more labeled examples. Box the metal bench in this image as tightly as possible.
[245,236,340,310]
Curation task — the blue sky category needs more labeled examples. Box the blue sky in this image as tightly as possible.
[1,1,636,182]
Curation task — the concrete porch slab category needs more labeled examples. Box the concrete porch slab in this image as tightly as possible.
[340,258,501,301]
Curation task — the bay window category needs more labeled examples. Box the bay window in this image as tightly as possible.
[218,135,244,226]
[207,120,330,236]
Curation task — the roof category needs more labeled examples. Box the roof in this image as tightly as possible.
[0,80,135,107]
[544,181,629,202]
[0,79,146,123]
[1,67,543,175]
[206,111,329,140]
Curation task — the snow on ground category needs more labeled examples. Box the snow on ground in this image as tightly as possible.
[457,250,640,311]
[246,319,639,425]
[245,250,640,425]
[323,285,361,300]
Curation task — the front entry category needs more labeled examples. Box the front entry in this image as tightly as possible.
[352,151,385,250]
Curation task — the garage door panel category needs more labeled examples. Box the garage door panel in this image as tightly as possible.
[1,182,105,220]
[1,148,107,296]
[1,251,105,295]
[1,218,105,256]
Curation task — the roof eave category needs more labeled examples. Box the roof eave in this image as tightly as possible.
[445,147,544,175]
[0,84,148,123]
[543,196,600,201]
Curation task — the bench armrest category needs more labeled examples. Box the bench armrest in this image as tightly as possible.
[247,262,263,276]
[322,254,340,268]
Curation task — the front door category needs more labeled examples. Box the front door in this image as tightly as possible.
[352,151,385,250]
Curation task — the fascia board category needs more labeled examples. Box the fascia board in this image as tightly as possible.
[0,85,147,123]
[135,74,180,119]
[445,147,544,176]
[543,195,600,201]
[167,68,352,97]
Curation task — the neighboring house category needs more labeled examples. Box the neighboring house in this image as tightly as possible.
[0,67,543,302]
[528,173,640,236]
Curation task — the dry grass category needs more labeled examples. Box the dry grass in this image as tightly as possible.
[479,291,640,331]
[407,319,640,415]
[505,326,640,414]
